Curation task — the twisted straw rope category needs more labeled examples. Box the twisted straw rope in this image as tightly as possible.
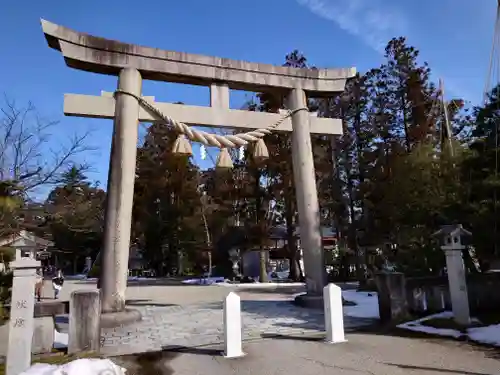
[114,89,308,149]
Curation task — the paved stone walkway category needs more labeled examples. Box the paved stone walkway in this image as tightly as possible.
[100,299,375,356]
[32,280,376,356]
[113,332,500,375]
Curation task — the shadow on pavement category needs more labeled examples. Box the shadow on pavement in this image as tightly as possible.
[162,345,222,356]
[224,281,358,296]
[354,324,500,361]
[115,350,179,375]
[233,286,305,295]
[201,298,500,361]
[260,332,324,342]
[126,299,178,307]
[201,299,377,333]
[73,277,196,286]
[383,362,497,375]
[114,345,224,375]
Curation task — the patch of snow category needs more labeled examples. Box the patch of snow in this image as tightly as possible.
[403,324,462,338]
[69,275,158,282]
[272,317,308,325]
[53,329,68,349]
[269,271,290,279]
[405,311,454,323]
[467,324,500,346]
[182,277,226,285]
[19,363,58,375]
[65,274,88,280]
[20,358,126,375]
[397,311,500,347]
[127,276,158,281]
[218,281,305,288]
[291,288,380,319]
[397,311,462,338]
[292,291,306,300]
[342,290,380,319]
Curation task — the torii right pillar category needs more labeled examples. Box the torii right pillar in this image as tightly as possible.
[287,88,326,304]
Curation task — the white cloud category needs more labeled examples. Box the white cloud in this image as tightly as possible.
[296,0,410,53]
[296,0,473,99]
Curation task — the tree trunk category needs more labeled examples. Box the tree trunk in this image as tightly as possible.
[286,226,300,281]
[296,256,304,281]
[254,168,268,283]
[340,103,364,285]
[282,164,300,281]
[73,256,78,275]
[177,250,184,276]
[259,249,267,282]
[287,243,300,281]
[349,86,368,285]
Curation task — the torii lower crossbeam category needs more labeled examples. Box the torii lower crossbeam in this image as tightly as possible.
[63,93,342,134]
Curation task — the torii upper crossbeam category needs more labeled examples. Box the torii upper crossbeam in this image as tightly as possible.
[41,19,356,315]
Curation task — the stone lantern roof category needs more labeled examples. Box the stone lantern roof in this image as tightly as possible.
[432,224,472,239]
[432,224,472,249]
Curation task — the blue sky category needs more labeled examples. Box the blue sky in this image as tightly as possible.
[0,0,496,198]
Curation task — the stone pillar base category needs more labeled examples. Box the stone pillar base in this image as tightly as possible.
[100,308,142,329]
[293,293,324,309]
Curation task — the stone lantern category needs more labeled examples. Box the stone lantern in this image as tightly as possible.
[433,224,471,251]
[432,224,472,326]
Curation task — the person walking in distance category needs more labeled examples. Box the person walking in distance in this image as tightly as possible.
[34,268,44,302]
[52,269,64,299]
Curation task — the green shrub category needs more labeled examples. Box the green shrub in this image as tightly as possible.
[87,266,100,278]
[0,271,13,322]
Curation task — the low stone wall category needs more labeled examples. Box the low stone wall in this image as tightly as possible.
[375,272,500,323]
[405,273,500,314]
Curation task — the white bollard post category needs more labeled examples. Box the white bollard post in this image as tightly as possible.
[323,283,347,343]
[223,292,245,358]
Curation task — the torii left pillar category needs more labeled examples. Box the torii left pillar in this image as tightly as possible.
[100,68,142,313]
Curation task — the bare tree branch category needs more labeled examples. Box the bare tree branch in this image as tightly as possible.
[0,95,95,193]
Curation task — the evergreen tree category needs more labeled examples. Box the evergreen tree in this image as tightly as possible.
[44,165,105,272]
[133,124,204,275]
[461,85,500,267]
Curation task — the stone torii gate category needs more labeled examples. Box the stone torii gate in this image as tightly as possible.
[41,19,355,314]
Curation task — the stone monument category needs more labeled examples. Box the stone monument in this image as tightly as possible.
[433,224,472,326]
[41,19,355,313]
[7,258,40,375]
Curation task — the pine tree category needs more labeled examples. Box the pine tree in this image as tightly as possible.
[460,85,500,267]
[45,165,105,272]
[133,124,204,275]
